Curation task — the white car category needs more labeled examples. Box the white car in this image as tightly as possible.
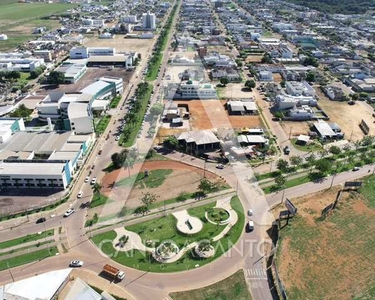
[64,208,75,217]
[91,177,97,185]
[69,260,84,267]
[77,191,83,198]
[115,136,120,141]
[247,209,253,216]
[216,164,224,169]
[84,176,90,183]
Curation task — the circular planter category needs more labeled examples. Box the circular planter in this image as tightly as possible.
[205,208,231,225]
[195,243,215,258]
[153,241,180,262]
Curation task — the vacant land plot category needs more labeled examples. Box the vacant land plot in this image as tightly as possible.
[174,100,261,130]
[315,88,374,141]
[0,1,76,51]
[280,120,312,137]
[170,270,252,300]
[245,55,263,63]
[220,83,252,99]
[101,160,225,208]
[85,35,153,60]
[276,182,375,300]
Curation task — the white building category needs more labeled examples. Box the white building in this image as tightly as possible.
[0,56,45,72]
[286,81,316,97]
[142,11,156,30]
[289,105,314,120]
[259,71,273,82]
[99,32,114,39]
[275,95,317,110]
[173,80,217,99]
[55,62,87,83]
[70,47,116,59]
[83,19,105,28]
[122,15,138,23]
[0,118,25,143]
[203,53,236,68]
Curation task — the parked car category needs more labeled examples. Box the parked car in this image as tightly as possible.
[352,167,360,171]
[84,176,90,183]
[283,146,290,155]
[36,217,46,224]
[115,136,120,141]
[77,191,83,198]
[69,260,84,267]
[247,209,253,216]
[216,164,224,169]
[91,177,97,185]
[64,208,75,218]
[98,150,102,155]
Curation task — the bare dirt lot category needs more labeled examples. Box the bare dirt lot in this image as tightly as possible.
[38,68,133,93]
[280,120,312,137]
[245,55,263,63]
[101,160,224,208]
[219,83,255,99]
[85,35,153,59]
[174,100,262,130]
[275,186,375,300]
[315,88,375,141]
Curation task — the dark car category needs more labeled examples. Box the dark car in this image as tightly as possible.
[36,217,46,224]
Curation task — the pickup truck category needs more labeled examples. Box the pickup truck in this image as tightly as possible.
[102,264,125,280]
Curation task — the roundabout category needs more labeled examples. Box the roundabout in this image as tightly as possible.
[91,195,243,272]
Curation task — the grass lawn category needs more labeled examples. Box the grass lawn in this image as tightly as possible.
[276,187,375,299]
[170,269,251,300]
[0,229,54,250]
[0,246,58,271]
[96,115,111,134]
[91,196,245,272]
[110,96,121,109]
[291,139,323,152]
[90,193,110,208]
[0,240,53,257]
[115,169,173,189]
[359,175,375,208]
[255,170,281,181]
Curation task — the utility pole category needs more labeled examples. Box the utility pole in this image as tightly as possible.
[7,261,14,282]
[280,189,285,204]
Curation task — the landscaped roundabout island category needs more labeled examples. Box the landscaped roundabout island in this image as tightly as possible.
[91,196,245,272]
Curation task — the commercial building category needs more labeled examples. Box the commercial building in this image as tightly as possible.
[122,15,138,23]
[70,47,116,59]
[0,130,93,190]
[142,11,156,30]
[275,95,317,110]
[227,99,258,115]
[56,62,87,84]
[0,118,25,143]
[177,130,220,153]
[0,56,45,72]
[286,81,316,97]
[172,80,217,99]
[37,77,123,133]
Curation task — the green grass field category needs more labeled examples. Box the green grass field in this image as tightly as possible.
[0,230,54,250]
[91,196,245,272]
[0,1,77,51]
[170,270,252,300]
[290,139,323,152]
[0,246,58,271]
[95,115,111,134]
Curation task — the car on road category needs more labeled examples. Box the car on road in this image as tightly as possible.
[248,220,254,232]
[91,177,97,185]
[64,208,75,217]
[216,164,224,169]
[283,146,290,155]
[69,260,84,267]
[115,136,120,141]
[98,150,102,155]
[84,176,90,183]
[352,167,360,171]
[247,209,253,216]
[77,191,83,198]
[36,217,46,224]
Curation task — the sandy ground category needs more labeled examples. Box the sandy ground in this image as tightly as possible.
[315,88,375,141]
[273,73,283,82]
[220,83,255,99]
[101,160,224,208]
[163,65,207,84]
[280,120,312,138]
[275,187,375,300]
[245,55,263,63]
[174,100,261,130]
[85,35,153,59]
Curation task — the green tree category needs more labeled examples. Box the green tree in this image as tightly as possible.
[9,104,33,118]
[140,192,158,209]
[275,175,286,189]
[198,178,217,195]
[305,153,316,172]
[48,71,65,85]
[277,159,289,173]
[289,156,303,169]
[111,149,128,169]
[350,93,359,100]
[306,71,315,82]
[315,159,331,174]
[329,145,341,155]
[220,77,229,86]
[244,79,256,91]
[92,183,102,194]
[163,136,178,149]
[150,103,163,115]
[303,56,319,67]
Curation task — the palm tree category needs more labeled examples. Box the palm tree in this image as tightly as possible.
[92,183,102,194]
